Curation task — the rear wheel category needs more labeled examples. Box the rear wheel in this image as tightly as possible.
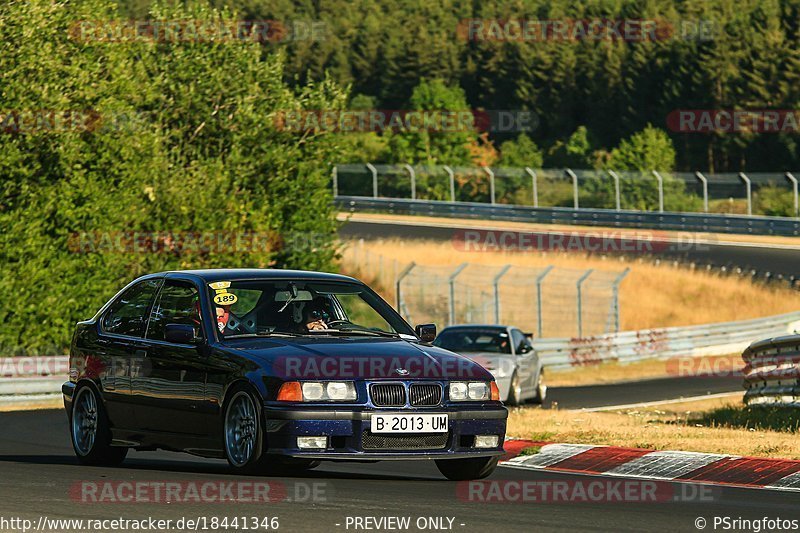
[435,456,499,481]
[70,385,128,466]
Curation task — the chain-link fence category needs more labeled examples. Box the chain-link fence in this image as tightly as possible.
[341,244,629,339]
[334,164,800,218]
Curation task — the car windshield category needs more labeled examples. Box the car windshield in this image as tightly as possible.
[433,328,511,354]
[208,279,415,339]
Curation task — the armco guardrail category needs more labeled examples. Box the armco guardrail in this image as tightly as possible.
[335,196,800,236]
[0,356,66,404]
[533,312,800,370]
[742,336,800,407]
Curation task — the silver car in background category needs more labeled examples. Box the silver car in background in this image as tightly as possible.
[433,325,545,406]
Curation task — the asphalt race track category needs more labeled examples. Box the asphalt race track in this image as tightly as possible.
[340,219,800,278]
[4,404,797,533]
[545,375,744,410]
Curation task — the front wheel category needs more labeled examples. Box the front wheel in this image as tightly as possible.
[435,456,499,481]
[506,372,521,406]
[532,370,547,404]
[224,389,264,473]
[70,385,128,466]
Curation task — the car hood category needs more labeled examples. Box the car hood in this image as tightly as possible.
[225,336,493,381]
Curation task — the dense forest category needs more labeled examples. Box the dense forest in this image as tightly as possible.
[115,0,800,173]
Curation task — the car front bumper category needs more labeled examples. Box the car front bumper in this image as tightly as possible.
[260,404,508,460]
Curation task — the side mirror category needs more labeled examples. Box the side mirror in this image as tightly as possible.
[165,323,200,345]
[517,343,532,355]
[414,323,437,343]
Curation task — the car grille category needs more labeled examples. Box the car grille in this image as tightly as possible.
[409,383,442,406]
[369,383,406,406]
[362,432,448,450]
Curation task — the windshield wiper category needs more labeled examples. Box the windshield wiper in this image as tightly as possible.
[305,328,400,338]
[223,332,304,339]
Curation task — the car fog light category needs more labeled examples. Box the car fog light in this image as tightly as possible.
[297,436,328,449]
[474,435,499,448]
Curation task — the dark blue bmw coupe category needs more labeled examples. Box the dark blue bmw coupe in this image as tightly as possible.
[63,269,507,480]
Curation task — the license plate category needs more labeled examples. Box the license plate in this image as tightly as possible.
[370,413,449,434]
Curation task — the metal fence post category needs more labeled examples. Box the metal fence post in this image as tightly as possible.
[608,170,621,211]
[525,167,538,207]
[738,172,752,216]
[535,266,554,338]
[611,268,630,333]
[492,265,512,323]
[448,263,468,326]
[787,172,799,218]
[444,166,455,202]
[404,164,416,200]
[366,163,378,198]
[695,171,708,212]
[566,169,579,209]
[576,269,594,338]
[332,166,338,197]
[652,171,664,212]
[395,262,416,311]
[483,167,495,204]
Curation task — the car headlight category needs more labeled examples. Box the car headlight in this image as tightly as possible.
[277,381,357,402]
[449,381,493,401]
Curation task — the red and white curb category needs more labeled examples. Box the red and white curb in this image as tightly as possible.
[500,441,800,492]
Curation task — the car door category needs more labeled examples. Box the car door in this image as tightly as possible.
[510,328,537,396]
[96,278,162,428]
[130,279,210,436]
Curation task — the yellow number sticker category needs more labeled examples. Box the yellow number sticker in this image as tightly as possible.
[213,292,238,306]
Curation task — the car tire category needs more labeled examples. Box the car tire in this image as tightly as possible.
[223,387,265,474]
[70,384,128,466]
[532,370,547,404]
[506,372,522,406]
[435,456,499,481]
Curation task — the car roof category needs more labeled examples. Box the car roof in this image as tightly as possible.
[151,269,360,284]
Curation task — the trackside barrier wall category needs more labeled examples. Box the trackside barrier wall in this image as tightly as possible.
[742,335,800,407]
[534,312,800,370]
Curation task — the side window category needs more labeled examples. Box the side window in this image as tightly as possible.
[147,281,202,342]
[510,329,527,354]
[101,279,161,338]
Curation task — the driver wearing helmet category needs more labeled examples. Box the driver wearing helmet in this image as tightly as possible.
[302,297,332,332]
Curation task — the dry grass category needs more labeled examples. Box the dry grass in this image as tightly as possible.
[547,354,744,387]
[0,398,61,412]
[340,238,800,331]
[507,397,800,459]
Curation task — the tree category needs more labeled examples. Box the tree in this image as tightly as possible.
[606,126,677,171]
[498,134,543,168]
